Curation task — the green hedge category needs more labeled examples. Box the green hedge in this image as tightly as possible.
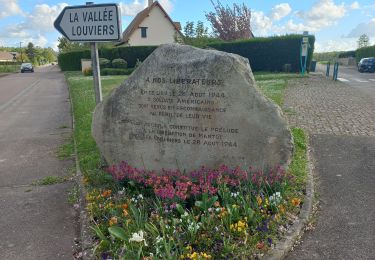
[58,46,157,71]
[58,49,91,71]
[356,45,375,62]
[208,34,315,72]
[338,50,356,58]
[0,61,22,65]
[83,68,135,76]
[101,68,135,75]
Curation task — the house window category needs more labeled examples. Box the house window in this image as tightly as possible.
[140,27,148,38]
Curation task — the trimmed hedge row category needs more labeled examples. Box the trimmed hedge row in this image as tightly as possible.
[58,46,157,71]
[338,50,356,58]
[356,45,375,62]
[208,34,315,72]
[58,35,315,72]
[83,68,135,76]
[0,61,22,65]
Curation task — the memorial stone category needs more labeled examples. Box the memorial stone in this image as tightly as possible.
[92,44,293,172]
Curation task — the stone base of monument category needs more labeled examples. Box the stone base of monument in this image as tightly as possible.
[92,44,293,172]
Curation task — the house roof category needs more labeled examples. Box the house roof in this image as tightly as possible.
[0,51,17,61]
[121,1,183,44]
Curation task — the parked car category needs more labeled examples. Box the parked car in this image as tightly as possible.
[20,63,34,73]
[357,58,375,73]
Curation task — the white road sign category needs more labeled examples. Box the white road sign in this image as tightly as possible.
[54,3,121,42]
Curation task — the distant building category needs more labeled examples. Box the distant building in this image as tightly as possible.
[0,51,18,62]
[119,0,183,46]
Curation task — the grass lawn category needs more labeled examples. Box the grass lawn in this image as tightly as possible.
[0,64,19,73]
[65,71,308,259]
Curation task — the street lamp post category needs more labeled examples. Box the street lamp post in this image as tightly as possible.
[19,42,23,63]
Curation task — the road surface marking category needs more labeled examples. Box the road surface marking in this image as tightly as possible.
[353,78,369,83]
[369,79,375,82]
[337,78,349,82]
[0,80,40,113]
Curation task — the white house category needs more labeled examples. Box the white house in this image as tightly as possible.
[120,0,183,46]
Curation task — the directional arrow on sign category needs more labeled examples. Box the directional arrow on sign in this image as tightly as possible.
[54,3,121,42]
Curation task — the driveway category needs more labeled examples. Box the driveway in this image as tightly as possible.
[284,74,375,259]
[0,66,77,259]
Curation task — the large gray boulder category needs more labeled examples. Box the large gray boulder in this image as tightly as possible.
[92,44,293,172]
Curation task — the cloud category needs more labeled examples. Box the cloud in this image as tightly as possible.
[251,11,273,36]
[119,0,173,16]
[350,1,360,10]
[270,3,292,21]
[0,0,22,19]
[119,0,144,16]
[23,3,67,32]
[294,0,346,32]
[1,3,67,48]
[158,0,174,13]
[315,38,358,52]
[347,20,375,37]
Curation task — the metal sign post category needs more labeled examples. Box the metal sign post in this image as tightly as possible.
[54,2,121,104]
[300,31,309,76]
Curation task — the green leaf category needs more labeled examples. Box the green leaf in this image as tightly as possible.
[91,225,107,241]
[195,200,204,209]
[145,222,159,237]
[175,203,185,215]
[108,226,128,241]
[208,196,218,205]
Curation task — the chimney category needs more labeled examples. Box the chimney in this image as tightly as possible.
[148,0,153,7]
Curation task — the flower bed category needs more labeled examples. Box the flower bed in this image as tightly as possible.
[87,163,303,259]
[64,72,307,259]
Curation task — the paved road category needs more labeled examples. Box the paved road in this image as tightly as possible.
[284,71,375,259]
[0,66,77,259]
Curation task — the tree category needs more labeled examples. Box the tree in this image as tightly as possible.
[183,21,195,38]
[195,21,209,38]
[357,34,370,49]
[205,0,252,41]
[57,36,88,53]
[25,42,36,63]
[181,20,218,48]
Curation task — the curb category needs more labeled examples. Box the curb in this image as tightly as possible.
[265,141,315,260]
[66,78,94,259]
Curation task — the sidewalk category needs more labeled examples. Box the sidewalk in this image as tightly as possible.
[0,67,78,259]
[283,75,375,259]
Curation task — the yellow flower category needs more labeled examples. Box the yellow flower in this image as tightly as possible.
[291,198,301,206]
[256,196,263,206]
[189,252,198,260]
[186,245,192,252]
[109,216,117,226]
[278,204,286,214]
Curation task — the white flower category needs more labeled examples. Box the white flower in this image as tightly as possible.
[231,192,240,198]
[269,192,282,205]
[129,230,147,246]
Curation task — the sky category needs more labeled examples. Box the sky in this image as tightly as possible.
[0,0,374,52]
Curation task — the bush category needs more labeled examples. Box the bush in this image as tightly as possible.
[338,50,356,58]
[58,46,157,71]
[111,58,127,69]
[99,58,110,68]
[116,45,157,67]
[356,45,375,62]
[101,68,135,76]
[208,34,315,72]
[57,49,91,71]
